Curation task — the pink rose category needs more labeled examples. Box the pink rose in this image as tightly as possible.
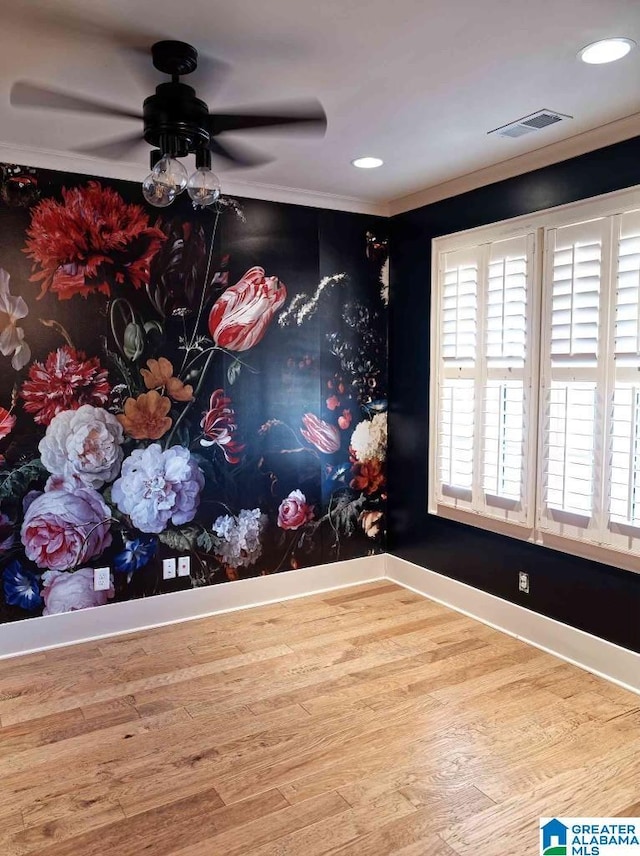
[42,568,114,615]
[208,266,286,352]
[301,413,341,454]
[21,485,112,571]
[277,490,314,531]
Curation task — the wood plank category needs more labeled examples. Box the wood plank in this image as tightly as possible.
[0,644,293,726]
[163,792,350,856]
[0,798,126,856]
[35,788,283,856]
[241,790,417,856]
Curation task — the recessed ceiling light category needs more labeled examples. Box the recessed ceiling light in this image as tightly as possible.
[579,37,636,64]
[352,156,383,169]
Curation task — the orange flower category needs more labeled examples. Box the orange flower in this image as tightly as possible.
[338,409,352,430]
[326,395,340,411]
[359,510,383,539]
[350,459,385,495]
[140,357,193,402]
[117,391,172,440]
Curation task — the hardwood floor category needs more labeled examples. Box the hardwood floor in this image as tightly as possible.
[0,580,638,856]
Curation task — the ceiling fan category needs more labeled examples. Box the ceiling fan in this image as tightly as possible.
[10,40,327,207]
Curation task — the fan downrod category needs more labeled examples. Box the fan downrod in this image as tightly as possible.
[151,41,198,77]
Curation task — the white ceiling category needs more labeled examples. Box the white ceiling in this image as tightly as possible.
[1,0,639,215]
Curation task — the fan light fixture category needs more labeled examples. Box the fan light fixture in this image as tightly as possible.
[579,38,636,64]
[352,156,383,169]
[143,149,221,209]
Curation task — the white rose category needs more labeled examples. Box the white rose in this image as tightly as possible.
[39,405,124,489]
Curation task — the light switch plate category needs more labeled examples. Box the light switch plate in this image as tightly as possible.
[94,567,111,591]
[177,555,191,577]
[162,557,177,580]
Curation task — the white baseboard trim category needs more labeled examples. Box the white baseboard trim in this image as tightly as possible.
[385,554,640,696]
[3,551,637,698]
[0,554,386,660]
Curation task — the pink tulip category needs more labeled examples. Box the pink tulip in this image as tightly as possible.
[301,413,341,454]
[208,266,286,352]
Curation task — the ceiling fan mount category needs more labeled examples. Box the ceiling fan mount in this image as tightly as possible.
[151,40,199,78]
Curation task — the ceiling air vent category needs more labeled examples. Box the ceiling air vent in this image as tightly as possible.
[488,109,572,139]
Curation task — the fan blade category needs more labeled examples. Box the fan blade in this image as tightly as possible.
[208,99,326,135]
[209,137,273,169]
[73,134,146,160]
[10,81,141,121]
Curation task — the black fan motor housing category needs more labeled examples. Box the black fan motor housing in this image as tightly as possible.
[143,82,210,156]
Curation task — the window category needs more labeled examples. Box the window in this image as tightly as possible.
[429,187,640,574]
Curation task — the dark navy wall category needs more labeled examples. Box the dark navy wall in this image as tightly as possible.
[388,136,640,654]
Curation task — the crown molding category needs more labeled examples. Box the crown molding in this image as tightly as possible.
[388,111,640,216]
[0,140,390,217]
[4,111,640,221]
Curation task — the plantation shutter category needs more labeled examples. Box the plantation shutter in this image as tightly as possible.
[437,246,479,505]
[607,208,640,556]
[433,234,536,528]
[537,210,640,562]
[537,218,607,543]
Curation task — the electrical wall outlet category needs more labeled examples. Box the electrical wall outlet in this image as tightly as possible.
[162,557,177,580]
[518,571,530,594]
[177,555,191,577]
[93,567,111,592]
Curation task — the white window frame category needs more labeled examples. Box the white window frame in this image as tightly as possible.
[429,184,640,575]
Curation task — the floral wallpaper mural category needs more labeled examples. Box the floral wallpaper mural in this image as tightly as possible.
[0,162,388,623]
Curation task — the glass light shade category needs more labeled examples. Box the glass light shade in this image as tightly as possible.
[579,38,635,64]
[152,155,189,194]
[187,167,221,208]
[142,172,177,207]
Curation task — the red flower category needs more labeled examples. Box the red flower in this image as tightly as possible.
[21,346,111,426]
[200,389,244,464]
[301,413,341,454]
[208,266,286,352]
[24,181,166,300]
[0,407,15,440]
